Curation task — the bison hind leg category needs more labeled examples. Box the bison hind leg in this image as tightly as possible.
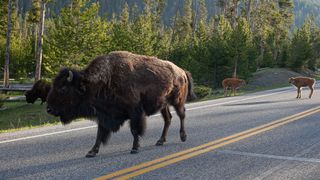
[173,103,187,142]
[309,86,314,98]
[156,106,172,146]
[129,105,146,154]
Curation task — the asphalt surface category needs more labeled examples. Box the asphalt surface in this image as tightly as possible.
[1,85,320,180]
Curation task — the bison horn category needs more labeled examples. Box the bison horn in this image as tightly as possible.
[67,70,73,82]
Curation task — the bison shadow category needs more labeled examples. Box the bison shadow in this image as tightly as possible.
[223,98,305,106]
[0,142,183,179]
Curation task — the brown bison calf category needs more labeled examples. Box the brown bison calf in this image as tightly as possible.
[25,80,51,104]
[289,77,316,98]
[222,78,246,97]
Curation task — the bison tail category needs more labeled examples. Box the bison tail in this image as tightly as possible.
[185,71,197,101]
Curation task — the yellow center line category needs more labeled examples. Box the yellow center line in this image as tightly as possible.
[116,108,320,179]
[95,106,320,180]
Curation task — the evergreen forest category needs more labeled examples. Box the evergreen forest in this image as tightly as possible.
[1,0,320,88]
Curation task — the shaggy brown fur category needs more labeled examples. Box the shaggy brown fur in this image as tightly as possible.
[47,51,196,157]
[25,80,51,104]
[222,78,246,97]
[289,76,316,98]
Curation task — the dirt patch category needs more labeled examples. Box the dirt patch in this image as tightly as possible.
[247,68,306,89]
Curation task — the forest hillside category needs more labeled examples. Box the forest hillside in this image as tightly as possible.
[1,0,320,88]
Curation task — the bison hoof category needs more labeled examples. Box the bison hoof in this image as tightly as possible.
[85,151,97,158]
[130,149,139,154]
[156,140,165,146]
[180,134,187,142]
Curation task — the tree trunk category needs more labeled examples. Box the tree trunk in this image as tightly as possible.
[273,34,280,63]
[223,0,228,16]
[258,40,265,69]
[233,54,238,78]
[231,0,239,29]
[35,1,46,82]
[246,0,252,23]
[3,0,12,88]
[191,0,198,47]
[34,24,38,59]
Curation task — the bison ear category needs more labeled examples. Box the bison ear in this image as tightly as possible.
[67,70,73,82]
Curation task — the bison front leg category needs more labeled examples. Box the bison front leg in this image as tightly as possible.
[129,105,146,154]
[297,87,301,98]
[156,106,172,146]
[40,98,46,104]
[86,124,111,158]
[224,87,228,97]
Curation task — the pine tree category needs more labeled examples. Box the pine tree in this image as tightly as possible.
[208,16,233,87]
[229,18,253,78]
[27,0,41,60]
[45,0,108,74]
[289,24,312,71]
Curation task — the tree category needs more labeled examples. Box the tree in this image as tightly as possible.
[27,0,41,60]
[251,1,275,68]
[245,0,252,23]
[289,24,312,71]
[3,0,12,87]
[306,16,320,70]
[229,0,240,28]
[45,1,109,74]
[35,0,46,82]
[229,18,253,78]
[109,2,134,52]
[216,0,228,15]
[194,0,208,44]
[208,15,233,87]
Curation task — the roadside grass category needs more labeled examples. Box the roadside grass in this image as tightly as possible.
[197,82,291,101]
[0,100,59,133]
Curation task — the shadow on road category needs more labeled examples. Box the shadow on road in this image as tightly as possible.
[223,98,310,106]
[0,142,183,179]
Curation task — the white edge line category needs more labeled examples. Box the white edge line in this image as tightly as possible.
[0,89,289,144]
[0,125,96,144]
[219,150,320,164]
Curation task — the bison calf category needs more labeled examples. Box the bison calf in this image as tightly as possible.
[47,51,196,157]
[25,80,51,104]
[222,78,246,97]
[289,77,316,98]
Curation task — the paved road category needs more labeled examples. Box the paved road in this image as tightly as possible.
[1,86,320,180]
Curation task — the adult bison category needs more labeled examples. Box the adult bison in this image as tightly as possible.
[47,51,196,157]
[25,80,51,104]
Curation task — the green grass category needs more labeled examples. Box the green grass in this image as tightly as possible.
[195,82,291,102]
[0,100,59,133]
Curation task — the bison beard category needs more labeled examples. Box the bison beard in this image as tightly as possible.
[47,51,196,157]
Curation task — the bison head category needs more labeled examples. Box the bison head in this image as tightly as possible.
[240,79,246,86]
[25,90,37,104]
[289,77,295,84]
[47,68,89,124]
